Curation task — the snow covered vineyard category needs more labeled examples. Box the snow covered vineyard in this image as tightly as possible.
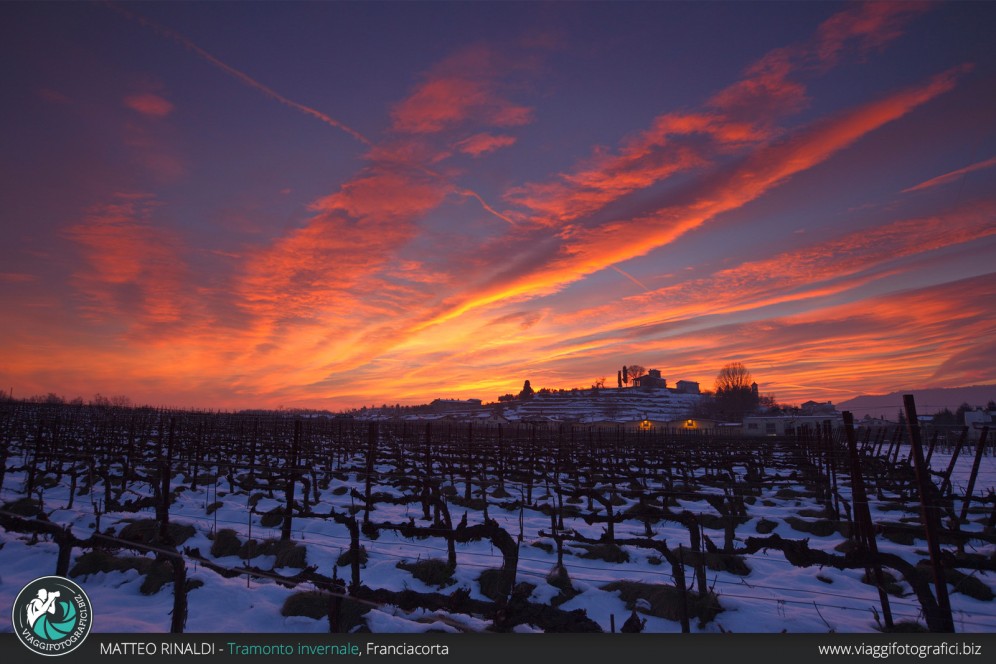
[0,402,994,634]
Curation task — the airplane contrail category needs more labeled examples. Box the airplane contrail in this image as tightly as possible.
[455,188,517,226]
[106,2,523,230]
[609,265,650,292]
[104,1,371,146]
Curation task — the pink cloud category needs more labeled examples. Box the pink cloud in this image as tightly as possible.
[814,1,931,65]
[454,133,517,157]
[391,45,533,135]
[903,156,996,193]
[123,93,174,117]
[36,88,71,105]
[0,272,38,283]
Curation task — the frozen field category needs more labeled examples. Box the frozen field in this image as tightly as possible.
[1,407,993,634]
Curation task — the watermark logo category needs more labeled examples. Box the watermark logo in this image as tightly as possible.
[12,576,92,656]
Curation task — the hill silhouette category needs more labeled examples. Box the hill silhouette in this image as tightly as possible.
[837,385,996,417]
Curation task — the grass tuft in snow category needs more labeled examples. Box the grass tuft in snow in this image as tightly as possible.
[878,620,928,633]
[546,564,580,606]
[683,550,751,576]
[860,570,904,597]
[210,528,242,557]
[118,519,196,545]
[281,591,331,619]
[71,550,152,578]
[259,507,285,528]
[784,515,846,538]
[139,560,176,595]
[577,542,629,563]
[69,550,176,595]
[936,567,994,602]
[756,518,778,534]
[336,545,368,567]
[237,539,308,568]
[602,580,723,626]
[397,558,455,588]
[478,568,516,601]
[2,497,43,517]
[281,591,372,631]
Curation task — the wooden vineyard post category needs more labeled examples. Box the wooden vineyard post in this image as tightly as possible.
[364,422,377,525]
[694,517,708,597]
[859,426,873,457]
[158,416,176,543]
[903,395,954,633]
[282,420,301,542]
[829,422,842,520]
[674,545,690,633]
[55,525,73,577]
[925,430,939,468]
[890,425,903,466]
[464,423,474,502]
[170,553,188,633]
[348,516,361,591]
[871,427,886,457]
[959,427,989,524]
[882,426,899,463]
[939,427,968,498]
[843,412,893,629]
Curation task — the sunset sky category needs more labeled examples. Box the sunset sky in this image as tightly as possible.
[1,1,994,411]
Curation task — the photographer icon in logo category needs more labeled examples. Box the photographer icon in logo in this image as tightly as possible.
[12,576,92,656]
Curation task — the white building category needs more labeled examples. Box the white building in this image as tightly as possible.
[743,414,843,437]
[964,409,996,442]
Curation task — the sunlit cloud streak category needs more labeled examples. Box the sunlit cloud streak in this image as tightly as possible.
[902,156,996,193]
[422,64,970,332]
[376,190,993,407]
[505,1,930,228]
[63,193,188,328]
[565,273,996,405]
[454,133,517,157]
[390,44,533,135]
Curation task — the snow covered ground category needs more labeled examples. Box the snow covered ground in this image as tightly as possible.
[1,442,993,634]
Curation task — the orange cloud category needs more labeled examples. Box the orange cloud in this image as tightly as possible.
[63,193,187,327]
[504,2,930,230]
[220,165,455,395]
[428,65,970,332]
[373,190,994,405]
[123,93,174,117]
[550,197,996,338]
[706,273,996,403]
[514,272,994,406]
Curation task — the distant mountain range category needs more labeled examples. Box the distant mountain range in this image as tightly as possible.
[837,385,996,417]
